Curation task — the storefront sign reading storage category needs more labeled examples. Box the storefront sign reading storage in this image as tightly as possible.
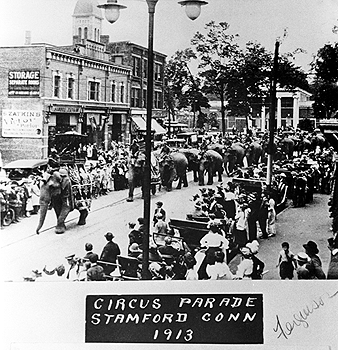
[2,109,43,138]
[8,70,40,97]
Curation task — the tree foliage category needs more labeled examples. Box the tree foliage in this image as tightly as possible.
[164,48,209,127]
[311,43,338,119]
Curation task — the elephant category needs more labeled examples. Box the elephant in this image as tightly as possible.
[278,137,295,159]
[158,152,189,191]
[198,150,223,186]
[310,134,329,151]
[179,148,200,182]
[207,143,226,157]
[126,151,161,202]
[223,142,246,175]
[244,141,263,166]
[36,168,90,234]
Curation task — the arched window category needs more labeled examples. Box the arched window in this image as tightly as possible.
[84,27,88,40]
[94,29,97,41]
[97,29,100,42]
[78,27,82,40]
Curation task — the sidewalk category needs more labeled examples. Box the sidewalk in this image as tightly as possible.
[258,193,332,279]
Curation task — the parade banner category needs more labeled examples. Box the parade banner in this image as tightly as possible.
[1,109,43,138]
[1,281,337,349]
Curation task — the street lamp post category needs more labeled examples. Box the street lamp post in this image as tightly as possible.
[266,40,280,189]
[99,0,208,279]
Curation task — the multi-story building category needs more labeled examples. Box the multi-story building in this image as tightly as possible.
[107,41,167,140]
[0,0,166,164]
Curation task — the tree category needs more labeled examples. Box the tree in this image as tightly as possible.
[191,21,240,134]
[311,43,338,119]
[164,48,209,130]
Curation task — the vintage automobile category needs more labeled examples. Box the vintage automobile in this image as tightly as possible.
[4,159,48,181]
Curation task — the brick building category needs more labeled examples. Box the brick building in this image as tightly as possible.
[0,0,166,164]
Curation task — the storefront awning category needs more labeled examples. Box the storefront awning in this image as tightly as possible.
[151,119,166,134]
[131,116,167,135]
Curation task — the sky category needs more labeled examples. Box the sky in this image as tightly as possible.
[0,0,337,74]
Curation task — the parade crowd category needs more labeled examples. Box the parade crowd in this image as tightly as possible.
[2,126,338,281]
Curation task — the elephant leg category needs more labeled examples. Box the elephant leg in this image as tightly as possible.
[183,174,188,187]
[218,170,222,182]
[176,177,182,189]
[78,209,88,225]
[55,203,72,234]
[207,170,213,185]
[193,171,199,182]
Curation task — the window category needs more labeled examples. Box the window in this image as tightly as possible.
[133,56,141,77]
[143,89,147,108]
[120,83,125,103]
[84,27,88,40]
[154,91,162,109]
[111,81,116,102]
[155,63,162,81]
[88,81,100,101]
[131,88,141,107]
[67,77,75,99]
[78,27,82,40]
[53,74,61,98]
[143,59,147,79]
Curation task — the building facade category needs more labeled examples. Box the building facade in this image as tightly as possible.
[0,0,167,164]
[107,41,167,140]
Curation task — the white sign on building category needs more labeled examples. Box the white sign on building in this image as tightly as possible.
[1,109,43,138]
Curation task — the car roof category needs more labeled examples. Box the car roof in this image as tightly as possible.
[4,159,48,169]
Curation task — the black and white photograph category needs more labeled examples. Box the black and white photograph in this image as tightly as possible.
[0,0,337,348]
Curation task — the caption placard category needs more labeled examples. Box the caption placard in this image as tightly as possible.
[85,294,263,344]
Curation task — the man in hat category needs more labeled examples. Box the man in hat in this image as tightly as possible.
[65,254,81,281]
[235,246,254,279]
[303,240,326,279]
[100,232,121,275]
[153,213,168,246]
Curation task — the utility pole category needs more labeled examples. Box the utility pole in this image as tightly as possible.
[266,40,280,188]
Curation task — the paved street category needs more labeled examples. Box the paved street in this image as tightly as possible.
[1,172,333,282]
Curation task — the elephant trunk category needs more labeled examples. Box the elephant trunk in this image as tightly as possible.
[198,164,205,186]
[36,203,49,234]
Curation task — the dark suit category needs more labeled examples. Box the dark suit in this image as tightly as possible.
[100,241,121,274]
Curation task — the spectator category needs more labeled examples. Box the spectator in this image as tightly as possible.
[327,235,338,279]
[246,240,265,280]
[153,201,166,226]
[235,246,254,279]
[303,240,326,279]
[100,232,121,275]
[83,243,95,261]
[153,213,168,246]
[87,253,105,281]
[267,197,276,237]
[295,252,311,279]
[206,250,234,280]
[276,241,296,280]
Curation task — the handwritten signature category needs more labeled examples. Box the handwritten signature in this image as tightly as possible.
[273,290,338,340]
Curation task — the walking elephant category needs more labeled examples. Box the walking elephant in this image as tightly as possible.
[244,141,262,166]
[223,142,245,175]
[198,150,223,186]
[179,148,199,182]
[36,168,90,234]
[278,137,295,159]
[159,152,188,191]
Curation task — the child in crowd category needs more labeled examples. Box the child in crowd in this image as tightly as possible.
[276,241,296,279]
[267,197,276,237]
